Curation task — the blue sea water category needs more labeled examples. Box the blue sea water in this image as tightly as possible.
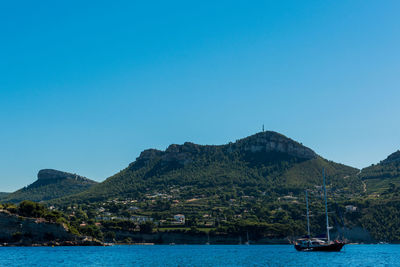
[0,244,398,267]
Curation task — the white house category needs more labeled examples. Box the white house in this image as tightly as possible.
[174,214,185,224]
[345,205,357,212]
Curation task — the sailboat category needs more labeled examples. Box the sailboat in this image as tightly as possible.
[294,169,345,252]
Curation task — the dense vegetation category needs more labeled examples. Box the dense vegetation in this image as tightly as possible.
[0,192,9,199]
[360,151,400,194]
[56,132,361,204]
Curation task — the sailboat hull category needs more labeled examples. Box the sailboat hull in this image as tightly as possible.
[295,242,345,252]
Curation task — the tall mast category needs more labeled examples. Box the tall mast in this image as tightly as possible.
[305,190,310,237]
[323,168,330,242]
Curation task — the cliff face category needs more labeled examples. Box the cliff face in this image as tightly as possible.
[0,210,104,246]
[135,131,317,167]
[0,210,75,245]
[233,131,317,159]
[37,169,94,183]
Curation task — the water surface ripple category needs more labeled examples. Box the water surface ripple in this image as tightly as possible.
[0,244,397,266]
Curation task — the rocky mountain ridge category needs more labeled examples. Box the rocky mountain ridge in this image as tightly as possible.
[56,131,360,205]
[135,131,317,168]
[232,131,317,159]
[37,169,92,182]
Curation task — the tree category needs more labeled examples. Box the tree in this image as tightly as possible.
[104,231,116,242]
[140,221,154,233]
[18,201,45,218]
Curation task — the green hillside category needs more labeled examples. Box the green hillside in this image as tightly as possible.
[58,131,361,204]
[33,131,367,243]
[10,132,400,243]
[3,169,97,203]
[360,150,400,194]
[4,132,400,243]
[0,192,10,200]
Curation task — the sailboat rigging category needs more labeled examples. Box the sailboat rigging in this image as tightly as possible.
[306,189,310,237]
[294,169,345,252]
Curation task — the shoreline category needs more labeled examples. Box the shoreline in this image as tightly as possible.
[0,241,394,247]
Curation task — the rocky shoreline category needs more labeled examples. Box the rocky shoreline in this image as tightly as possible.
[0,210,105,246]
[0,238,104,247]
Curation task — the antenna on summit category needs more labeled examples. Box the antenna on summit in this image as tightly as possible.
[262,124,264,132]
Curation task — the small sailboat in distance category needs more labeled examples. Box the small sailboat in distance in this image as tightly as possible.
[294,169,345,252]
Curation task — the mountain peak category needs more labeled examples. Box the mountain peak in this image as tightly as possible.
[133,131,317,171]
[37,169,87,181]
[234,131,317,160]
[2,169,97,203]
[382,150,400,164]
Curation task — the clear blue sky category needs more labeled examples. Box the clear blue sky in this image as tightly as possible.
[1,1,400,191]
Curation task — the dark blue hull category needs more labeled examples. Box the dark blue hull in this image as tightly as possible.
[295,242,345,252]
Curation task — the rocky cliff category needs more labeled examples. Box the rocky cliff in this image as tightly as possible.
[0,209,74,245]
[0,210,103,246]
[37,169,91,182]
[233,131,316,159]
[135,131,317,167]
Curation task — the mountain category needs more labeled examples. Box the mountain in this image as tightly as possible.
[4,132,400,244]
[3,169,97,203]
[360,150,400,194]
[382,150,400,164]
[58,131,361,204]
[0,192,10,199]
